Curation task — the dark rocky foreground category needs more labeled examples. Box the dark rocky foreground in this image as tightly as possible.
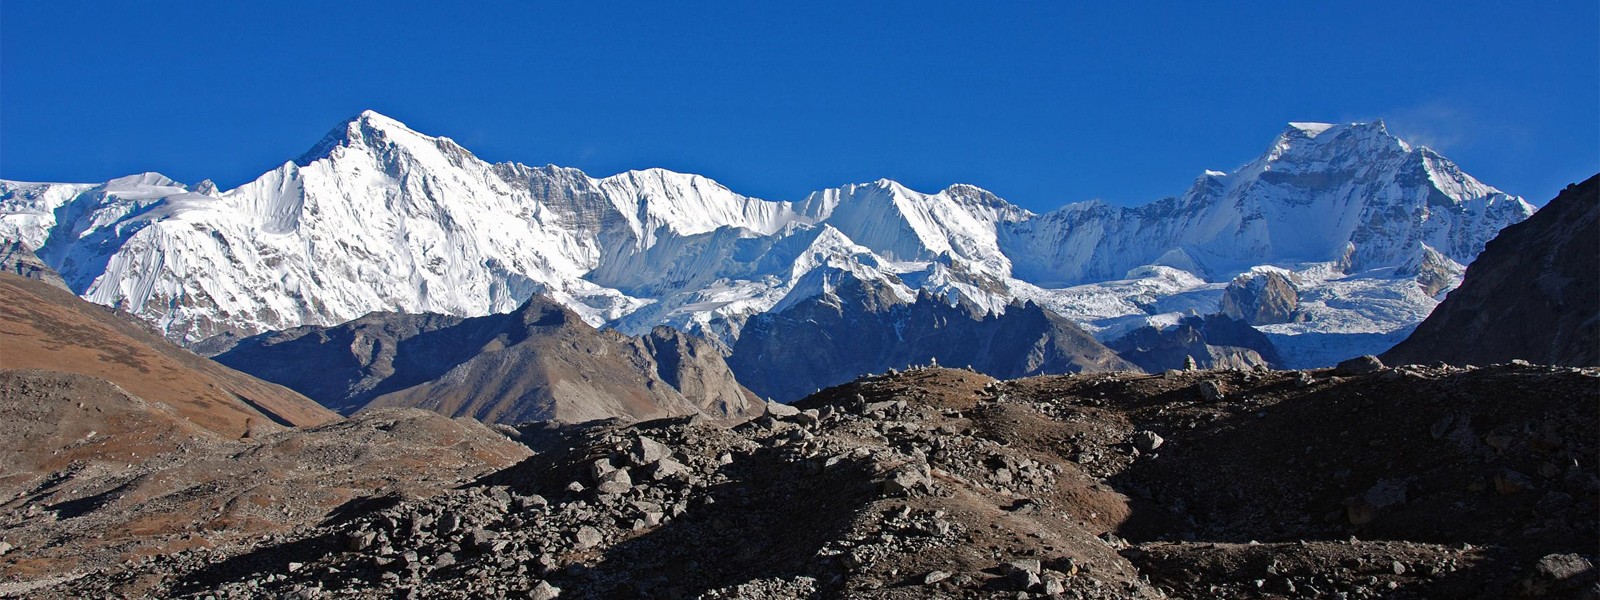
[4,363,1596,599]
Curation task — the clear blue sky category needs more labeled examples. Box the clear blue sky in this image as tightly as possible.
[2,1,1595,211]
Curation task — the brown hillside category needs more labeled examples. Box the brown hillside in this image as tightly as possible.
[0,273,336,437]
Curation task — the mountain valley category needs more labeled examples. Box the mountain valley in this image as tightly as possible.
[0,113,1593,599]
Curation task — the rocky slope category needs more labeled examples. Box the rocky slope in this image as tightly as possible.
[0,272,336,436]
[1105,314,1281,372]
[0,386,529,594]
[727,278,1134,401]
[0,241,67,291]
[15,362,1593,599]
[0,269,528,592]
[1,113,1532,367]
[215,295,760,424]
[1384,174,1599,367]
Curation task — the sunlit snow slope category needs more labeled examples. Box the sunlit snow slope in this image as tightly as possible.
[0,112,1533,366]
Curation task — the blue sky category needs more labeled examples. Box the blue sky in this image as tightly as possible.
[2,2,1595,211]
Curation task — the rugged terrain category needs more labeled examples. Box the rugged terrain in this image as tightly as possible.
[11,362,1593,599]
[213,295,760,424]
[1384,174,1599,368]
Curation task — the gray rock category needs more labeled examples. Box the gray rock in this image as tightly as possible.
[650,457,689,480]
[1522,553,1595,596]
[1005,559,1042,575]
[1133,430,1165,452]
[882,463,931,495]
[346,531,377,552]
[1335,355,1384,376]
[596,467,633,495]
[1042,576,1066,595]
[1295,371,1315,388]
[1198,380,1225,401]
[632,436,670,465]
[574,526,603,550]
[765,400,800,417]
[465,528,493,551]
[589,458,617,482]
[529,580,563,600]
[923,570,951,585]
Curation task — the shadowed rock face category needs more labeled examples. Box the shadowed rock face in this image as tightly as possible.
[0,241,69,291]
[1383,174,1599,367]
[1220,271,1300,325]
[1107,314,1282,372]
[0,273,336,437]
[727,277,1137,402]
[215,295,760,425]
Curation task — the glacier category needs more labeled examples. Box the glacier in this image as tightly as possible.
[0,111,1535,367]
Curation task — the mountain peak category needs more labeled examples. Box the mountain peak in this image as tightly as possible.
[295,110,431,166]
[1286,122,1336,137]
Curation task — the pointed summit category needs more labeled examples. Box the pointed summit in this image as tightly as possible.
[294,110,432,166]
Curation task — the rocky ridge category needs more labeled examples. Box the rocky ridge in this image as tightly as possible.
[1383,174,1599,368]
[214,295,761,425]
[727,278,1134,401]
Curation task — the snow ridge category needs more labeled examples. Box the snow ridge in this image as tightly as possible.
[0,113,1534,366]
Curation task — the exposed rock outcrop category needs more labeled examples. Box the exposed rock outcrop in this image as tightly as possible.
[1107,314,1282,372]
[0,240,68,291]
[1383,174,1599,367]
[1219,270,1301,325]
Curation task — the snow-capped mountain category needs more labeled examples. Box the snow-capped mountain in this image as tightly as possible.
[0,111,1534,366]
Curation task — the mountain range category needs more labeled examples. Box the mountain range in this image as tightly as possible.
[0,111,1534,377]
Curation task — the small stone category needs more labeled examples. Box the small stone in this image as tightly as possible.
[651,457,689,480]
[287,562,304,572]
[1005,559,1042,575]
[346,532,376,552]
[529,580,562,600]
[1335,355,1384,376]
[574,526,603,550]
[596,467,633,495]
[434,552,456,569]
[1391,561,1407,575]
[465,528,493,551]
[589,458,616,482]
[1198,380,1225,401]
[765,400,800,417]
[1042,577,1066,595]
[632,436,670,465]
[1295,371,1315,388]
[1133,430,1164,452]
[1008,569,1042,591]
[882,464,930,495]
[923,570,951,585]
